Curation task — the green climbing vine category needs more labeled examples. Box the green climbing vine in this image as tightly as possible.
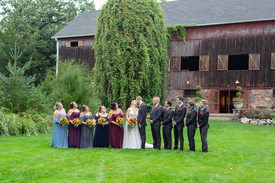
[167,24,196,44]
[93,0,168,110]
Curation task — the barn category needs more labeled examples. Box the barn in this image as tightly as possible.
[52,0,275,114]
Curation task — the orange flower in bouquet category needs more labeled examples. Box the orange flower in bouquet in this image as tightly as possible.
[59,117,69,127]
[86,119,96,128]
[128,118,137,132]
[71,119,81,128]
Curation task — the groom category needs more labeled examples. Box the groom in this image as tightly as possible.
[136,96,147,149]
[150,97,163,150]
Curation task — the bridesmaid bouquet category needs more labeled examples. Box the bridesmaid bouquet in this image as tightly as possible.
[98,117,106,126]
[128,118,137,132]
[116,117,124,125]
[86,119,96,129]
[59,117,69,127]
[71,119,81,128]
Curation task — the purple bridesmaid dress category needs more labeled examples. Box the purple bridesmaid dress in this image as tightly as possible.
[108,112,124,148]
[68,112,81,148]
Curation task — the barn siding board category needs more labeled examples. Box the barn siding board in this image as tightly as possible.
[168,33,275,89]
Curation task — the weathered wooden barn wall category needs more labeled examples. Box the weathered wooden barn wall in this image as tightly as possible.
[167,21,275,90]
[58,36,95,68]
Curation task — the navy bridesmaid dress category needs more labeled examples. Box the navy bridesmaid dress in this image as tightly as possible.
[93,114,109,147]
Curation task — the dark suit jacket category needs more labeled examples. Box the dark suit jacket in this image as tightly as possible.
[174,104,187,125]
[138,102,147,126]
[198,107,210,127]
[186,107,198,126]
[150,104,163,127]
[162,107,174,128]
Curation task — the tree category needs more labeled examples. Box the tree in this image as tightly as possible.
[0,43,46,113]
[93,0,168,110]
[0,0,95,84]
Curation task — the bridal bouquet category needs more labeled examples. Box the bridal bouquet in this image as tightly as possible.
[59,117,69,127]
[128,118,137,132]
[71,119,81,128]
[98,117,106,126]
[116,117,124,125]
[86,119,96,128]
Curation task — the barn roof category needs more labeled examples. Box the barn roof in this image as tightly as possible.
[52,0,275,39]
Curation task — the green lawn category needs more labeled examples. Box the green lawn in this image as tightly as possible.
[0,121,274,183]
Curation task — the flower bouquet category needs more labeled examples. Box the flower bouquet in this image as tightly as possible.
[59,117,69,127]
[86,119,96,128]
[116,117,124,125]
[128,118,137,132]
[71,118,81,128]
[98,117,106,126]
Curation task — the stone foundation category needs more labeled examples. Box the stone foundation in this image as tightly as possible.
[248,89,275,109]
[166,89,275,109]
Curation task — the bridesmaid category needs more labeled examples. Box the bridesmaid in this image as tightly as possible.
[93,106,109,147]
[68,102,81,148]
[80,105,94,149]
[51,102,68,148]
[108,102,124,148]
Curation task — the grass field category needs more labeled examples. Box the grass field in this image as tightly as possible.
[0,120,274,183]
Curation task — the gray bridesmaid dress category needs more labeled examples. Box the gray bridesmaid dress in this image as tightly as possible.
[80,113,94,149]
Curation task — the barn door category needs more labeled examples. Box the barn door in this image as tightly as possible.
[210,90,219,113]
[242,90,249,109]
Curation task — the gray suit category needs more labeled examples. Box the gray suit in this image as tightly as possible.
[150,104,162,149]
[138,102,147,149]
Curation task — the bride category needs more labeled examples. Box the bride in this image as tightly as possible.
[123,100,142,149]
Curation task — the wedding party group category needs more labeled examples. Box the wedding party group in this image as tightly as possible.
[51,96,210,152]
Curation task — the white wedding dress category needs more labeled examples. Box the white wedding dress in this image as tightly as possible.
[123,108,153,149]
[123,108,142,149]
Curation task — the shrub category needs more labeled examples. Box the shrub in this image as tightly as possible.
[40,60,100,114]
[271,111,275,120]
[0,110,51,136]
[240,108,271,119]
[233,86,244,104]
[195,85,202,102]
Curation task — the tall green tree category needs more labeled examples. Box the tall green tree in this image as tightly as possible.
[93,0,168,110]
[0,43,46,113]
[0,0,95,84]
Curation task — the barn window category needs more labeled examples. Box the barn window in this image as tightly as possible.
[71,41,79,47]
[199,55,209,71]
[181,56,199,71]
[170,57,181,72]
[249,54,260,70]
[183,89,197,97]
[228,54,249,70]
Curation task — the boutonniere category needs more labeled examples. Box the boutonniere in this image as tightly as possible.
[188,111,191,114]
[178,108,181,112]
[154,106,157,109]
[200,111,203,115]
[138,105,141,108]
[166,109,169,112]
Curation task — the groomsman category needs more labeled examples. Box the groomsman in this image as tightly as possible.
[161,100,174,150]
[173,96,187,151]
[150,97,162,150]
[186,100,198,152]
[136,96,147,149]
[198,99,210,153]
